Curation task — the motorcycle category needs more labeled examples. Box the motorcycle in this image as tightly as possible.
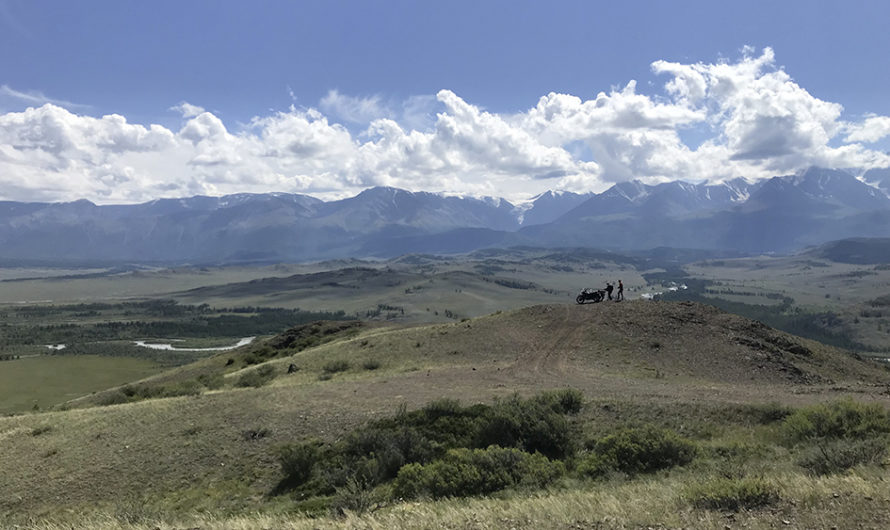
[576,288,606,304]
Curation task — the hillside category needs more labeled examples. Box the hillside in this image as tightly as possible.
[3,301,890,527]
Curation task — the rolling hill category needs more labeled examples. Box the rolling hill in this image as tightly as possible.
[3,300,889,528]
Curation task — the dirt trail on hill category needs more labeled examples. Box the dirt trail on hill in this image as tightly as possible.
[490,300,888,388]
[508,304,580,377]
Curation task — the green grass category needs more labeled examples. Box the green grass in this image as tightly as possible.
[0,355,161,414]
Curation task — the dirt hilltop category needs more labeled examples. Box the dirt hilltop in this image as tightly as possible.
[471,300,887,386]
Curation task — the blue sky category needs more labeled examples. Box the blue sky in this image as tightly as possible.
[1,0,889,203]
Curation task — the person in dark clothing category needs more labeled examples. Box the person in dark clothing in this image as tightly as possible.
[605,282,614,300]
[616,280,624,301]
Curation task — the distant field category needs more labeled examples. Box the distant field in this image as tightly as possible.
[0,264,311,304]
[0,355,160,414]
[684,256,890,353]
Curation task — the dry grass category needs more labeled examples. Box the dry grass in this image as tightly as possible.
[15,471,890,529]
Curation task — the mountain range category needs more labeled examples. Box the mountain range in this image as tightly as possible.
[1,167,889,264]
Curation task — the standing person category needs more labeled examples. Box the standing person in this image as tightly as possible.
[616,280,624,301]
[605,282,614,301]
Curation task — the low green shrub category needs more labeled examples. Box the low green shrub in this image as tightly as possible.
[97,390,130,406]
[537,388,584,414]
[362,359,381,370]
[158,380,203,397]
[474,394,577,459]
[322,360,350,374]
[330,477,380,516]
[797,437,889,475]
[100,380,202,405]
[579,426,696,477]
[197,373,225,390]
[236,364,276,388]
[685,477,779,511]
[275,391,583,500]
[392,446,564,499]
[31,425,53,436]
[278,440,320,488]
[780,399,890,444]
[746,402,793,424]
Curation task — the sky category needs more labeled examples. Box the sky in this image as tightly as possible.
[1,0,890,204]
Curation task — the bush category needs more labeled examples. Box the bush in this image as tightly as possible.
[31,425,53,436]
[342,425,438,484]
[158,380,203,397]
[197,373,225,390]
[686,477,779,511]
[279,441,320,487]
[797,437,889,475]
[422,398,463,420]
[274,391,584,499]
[747,402,793,424]
[579,426,696,477]
[330,477,379,516]
[780,399,890,444]
[538,388,584,414]
[474,394,576,459]
[392,446,564,499]
[97,390,131,406]
[322,359,350,374]
[362,359,381,370]
[236,364,277,388]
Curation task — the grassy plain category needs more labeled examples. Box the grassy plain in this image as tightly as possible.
[0,355,160,414]
[685,255,890,354]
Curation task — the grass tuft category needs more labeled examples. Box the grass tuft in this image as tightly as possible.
[685,476,779,511]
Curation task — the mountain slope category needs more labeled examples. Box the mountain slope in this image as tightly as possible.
[0,168,889,262]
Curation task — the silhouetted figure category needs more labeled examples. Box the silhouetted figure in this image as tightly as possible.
[616,280,624,301]
[605,282,614,301]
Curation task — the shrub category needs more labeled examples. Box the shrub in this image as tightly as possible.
[278,441,320,487]
[797,437,889,475]
[322,359,350,374]
[362,359,381,370]
[274,391,583,498]
[197,373,225,390]
[686,477,779,511]
[579,426,696,477]
[392,446,564,499]
[780,399,890,444]
[747,402,793,424]
[330,477,379,516]
[97,390,130,406]
[475,394,576,460]
[236,364,276,388]
[343,425,438,484]
[538,388,584,414]
[422,398,463,421]
[158,380,203,397]
[31,425,53,436]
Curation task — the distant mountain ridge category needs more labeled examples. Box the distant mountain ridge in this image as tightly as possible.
[1,167,889,263]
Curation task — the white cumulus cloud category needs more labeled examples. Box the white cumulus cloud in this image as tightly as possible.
[844,114,890,144]
[1,48,889,204]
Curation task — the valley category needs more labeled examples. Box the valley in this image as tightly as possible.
[2,242,890,528]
